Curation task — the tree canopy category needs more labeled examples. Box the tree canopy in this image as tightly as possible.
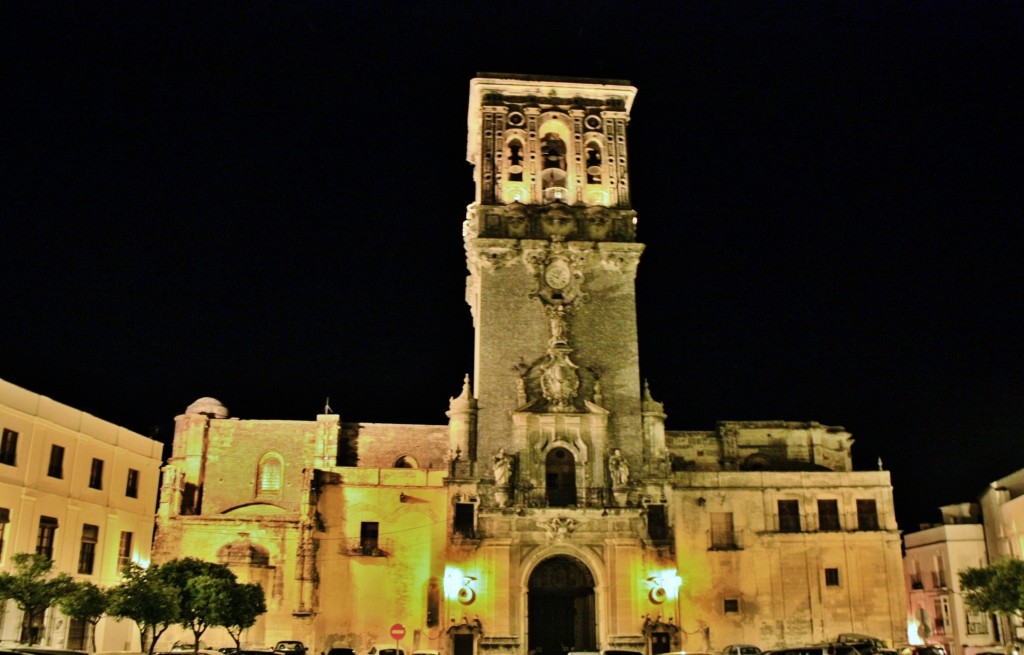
[959,557,1024,621]
[58,581,110,652]
[0,553,76,645]
[189,576,267,649]
[107,562,182,655]
[156,557,237,651]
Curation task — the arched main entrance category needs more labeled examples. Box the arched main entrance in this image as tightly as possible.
[545,447,577,507]
[527,555,596,655]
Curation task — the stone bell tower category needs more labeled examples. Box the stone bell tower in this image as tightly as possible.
[459,73,666,505]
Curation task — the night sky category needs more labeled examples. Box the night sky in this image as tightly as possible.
[4,2,1023,531]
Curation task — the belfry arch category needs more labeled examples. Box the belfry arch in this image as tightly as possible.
[527,555,597,655]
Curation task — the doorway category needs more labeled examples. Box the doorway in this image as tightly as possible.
[545,448,577,507]
[527,555,596,655]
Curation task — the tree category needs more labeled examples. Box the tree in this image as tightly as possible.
[190,577,266,650]
[107,563,181,655]
[959,557,1024,646]
[155,558,236,653]
[0,553,76,645]
[58,581,109,652]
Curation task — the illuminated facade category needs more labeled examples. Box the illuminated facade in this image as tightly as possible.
[153,74,905,655]
[903,468,1024,655]
[0,377,163,650]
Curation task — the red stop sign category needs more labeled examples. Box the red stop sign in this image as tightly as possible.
[390,624,406,640]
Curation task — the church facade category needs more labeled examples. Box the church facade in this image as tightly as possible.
[153,74,906,655]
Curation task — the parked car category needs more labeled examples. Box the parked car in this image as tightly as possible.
[274,643,307,655]
[366,645,405,655]
[836,635,896,655]
[329,648,357,655]
[769,645,860,655]
[896,646,946,655]
[722,645,762,655]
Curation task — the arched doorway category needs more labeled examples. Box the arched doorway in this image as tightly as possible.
[545,448,576,507]
[528,555,596,655]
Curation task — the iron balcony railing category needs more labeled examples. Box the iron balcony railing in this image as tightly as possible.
[511,486,614,508]
[342,537,394,557]
[768,509,891,533]
[707,528,745,551]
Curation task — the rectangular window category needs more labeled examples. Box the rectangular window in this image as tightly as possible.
[125,468,139,498]
[932,554,947,587]
[37,516,58,559]
[933,599,946,635]
[647,504,669,540]
[88,459,104,490]
[778,499,801,532]
[966,610,988,635]
[856,498,879,530]
[0,429,17,466]
[47,445,65,479]
[78,524,98,574]
[723,598,740,614]
[825,567,840,586]
[710,512,737,549]
[818,499,841,531]
[359,521,379,555]
[117,531,133,570]
[0,507,9,558]
[453,503,475,538]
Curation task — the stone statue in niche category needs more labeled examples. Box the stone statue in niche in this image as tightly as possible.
[608,448,630,487]
[493,447,512,487]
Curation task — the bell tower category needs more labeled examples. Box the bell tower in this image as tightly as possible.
[459,73,665,505]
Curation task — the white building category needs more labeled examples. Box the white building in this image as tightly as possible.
[904,469,1024,655]
[0,377,163,651]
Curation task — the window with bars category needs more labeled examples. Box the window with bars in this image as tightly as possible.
[818,498,841,531]
[78,524,99,574]
[723,598,740,614]
[778,499,801,532]
[89,459,104,490]
[710,512,737,549]
[257,454,283,496]
[48,445,65,479]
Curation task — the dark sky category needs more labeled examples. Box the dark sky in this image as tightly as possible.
[4,2,1022,531]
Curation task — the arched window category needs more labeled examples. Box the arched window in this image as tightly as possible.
[394,455,418,469]
[256,453,283,496]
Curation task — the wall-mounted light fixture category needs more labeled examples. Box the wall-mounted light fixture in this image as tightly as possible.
[647,571,683,604]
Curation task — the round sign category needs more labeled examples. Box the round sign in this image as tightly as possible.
[390,624,406,640]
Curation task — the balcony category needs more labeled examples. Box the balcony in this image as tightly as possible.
[931,571,948,588]
[343,537,392,557]
[511,485,614,509]
[708,528,745,551]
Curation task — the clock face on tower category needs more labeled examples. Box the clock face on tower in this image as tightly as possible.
[544,261,572,290]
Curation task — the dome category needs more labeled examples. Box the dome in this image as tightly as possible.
[185,397,229,418]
